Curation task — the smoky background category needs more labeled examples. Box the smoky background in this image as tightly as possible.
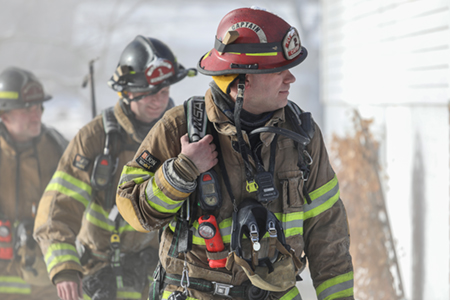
[1,0,449,299]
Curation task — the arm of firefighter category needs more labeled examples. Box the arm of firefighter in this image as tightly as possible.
[33,127,99,282]
[116,107,217,232]
[302,124,355,300]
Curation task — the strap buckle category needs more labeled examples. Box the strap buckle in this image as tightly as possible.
[212,282,234,298]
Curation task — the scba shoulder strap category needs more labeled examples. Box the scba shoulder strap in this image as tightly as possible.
[90,107,120,209]
[184,96,208,143]
[184,97,316,185]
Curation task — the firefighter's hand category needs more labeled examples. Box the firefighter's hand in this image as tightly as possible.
[56,280,83,300]
[180,134,218,173]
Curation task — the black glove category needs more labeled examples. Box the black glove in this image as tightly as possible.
[82,265,117,300]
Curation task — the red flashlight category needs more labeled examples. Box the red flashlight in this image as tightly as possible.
[198,215,227,268]
[0,220,13,260]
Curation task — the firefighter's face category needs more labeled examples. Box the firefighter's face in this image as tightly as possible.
[239,70,296,114]
[129,87,170,123]
[0,104,43,142]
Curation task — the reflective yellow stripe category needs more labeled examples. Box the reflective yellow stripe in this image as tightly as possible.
[162,290,198,300]
[275,211,304,237]
[304,175,340,220]
[86,202,135,233]
[117,291,141,299]
[83,289,142,299]
[170,211,303,246]
[280,286,301,300]
[202,51,212,60]
[0,91,19,99]
[0,276,31,295]
[149,178,184,213]
[45,243,80,273]
[227,52,278,56]
[119,165,153,186]
[46,171,92,207]
[316,271,354,300]
[246,52,278,56]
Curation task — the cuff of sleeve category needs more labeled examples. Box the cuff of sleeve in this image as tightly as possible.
[53,269,82,285]
[173,153,200,182]
[156,158,197,199]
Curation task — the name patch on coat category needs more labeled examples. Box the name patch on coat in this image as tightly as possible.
[136,150,160,172]
[73,154,91,171]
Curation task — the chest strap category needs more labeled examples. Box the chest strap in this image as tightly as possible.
[163,273,269,300]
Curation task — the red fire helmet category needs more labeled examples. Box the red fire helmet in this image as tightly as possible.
[198,7,308,76]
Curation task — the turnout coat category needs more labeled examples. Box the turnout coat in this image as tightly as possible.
[0,122,67,300]
[34,101,162,300]
[117,89,354,300]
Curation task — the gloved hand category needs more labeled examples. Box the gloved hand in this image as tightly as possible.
[57,280,83,300]
[54,270,83,300]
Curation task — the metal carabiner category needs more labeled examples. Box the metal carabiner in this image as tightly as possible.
[180,260,190,294]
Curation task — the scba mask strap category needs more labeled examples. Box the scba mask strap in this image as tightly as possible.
[91,108,120,210]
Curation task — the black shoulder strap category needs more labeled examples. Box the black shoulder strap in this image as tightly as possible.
[102,107,121,136]
[286,101,315,204]
[286,100,315,140]
[184,96,207,142]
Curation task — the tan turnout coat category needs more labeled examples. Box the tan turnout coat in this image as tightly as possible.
[117,89,354,300]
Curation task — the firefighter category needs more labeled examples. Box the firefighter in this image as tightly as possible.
[116,7,354,300]
[33,36,197,300]
[0,67,68,300]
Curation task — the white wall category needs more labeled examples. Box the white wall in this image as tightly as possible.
[321,0,450,299]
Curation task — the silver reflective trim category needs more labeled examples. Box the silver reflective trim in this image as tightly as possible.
[303,182,339,213]
[45,248,79,266]
[118,173,151,186]
[50,176,91,204]
[317,279,353,300]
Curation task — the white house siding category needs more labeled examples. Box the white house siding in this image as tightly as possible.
[321,0,450,299]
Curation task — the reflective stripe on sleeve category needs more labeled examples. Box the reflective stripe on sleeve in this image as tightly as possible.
[147,177,185,214]
[118,165,153,187]
[316,271,354,300]
[0,276,31,295]
[45,171,92,207]
[304,175,340,220]
[44,243,81,273]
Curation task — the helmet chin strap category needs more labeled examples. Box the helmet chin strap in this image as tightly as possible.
[234,75,258,192]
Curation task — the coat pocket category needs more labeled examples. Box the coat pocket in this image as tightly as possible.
[278,170,304,212]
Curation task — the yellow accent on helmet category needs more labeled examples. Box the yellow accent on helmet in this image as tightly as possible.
[0,91,19,99]
[212,74,239,94]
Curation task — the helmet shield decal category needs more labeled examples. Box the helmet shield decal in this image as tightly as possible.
[282,28,301,61]
[108,36,195,94]
[145,58,175,86]
[227,22,267,43]
[22,81,45,103]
